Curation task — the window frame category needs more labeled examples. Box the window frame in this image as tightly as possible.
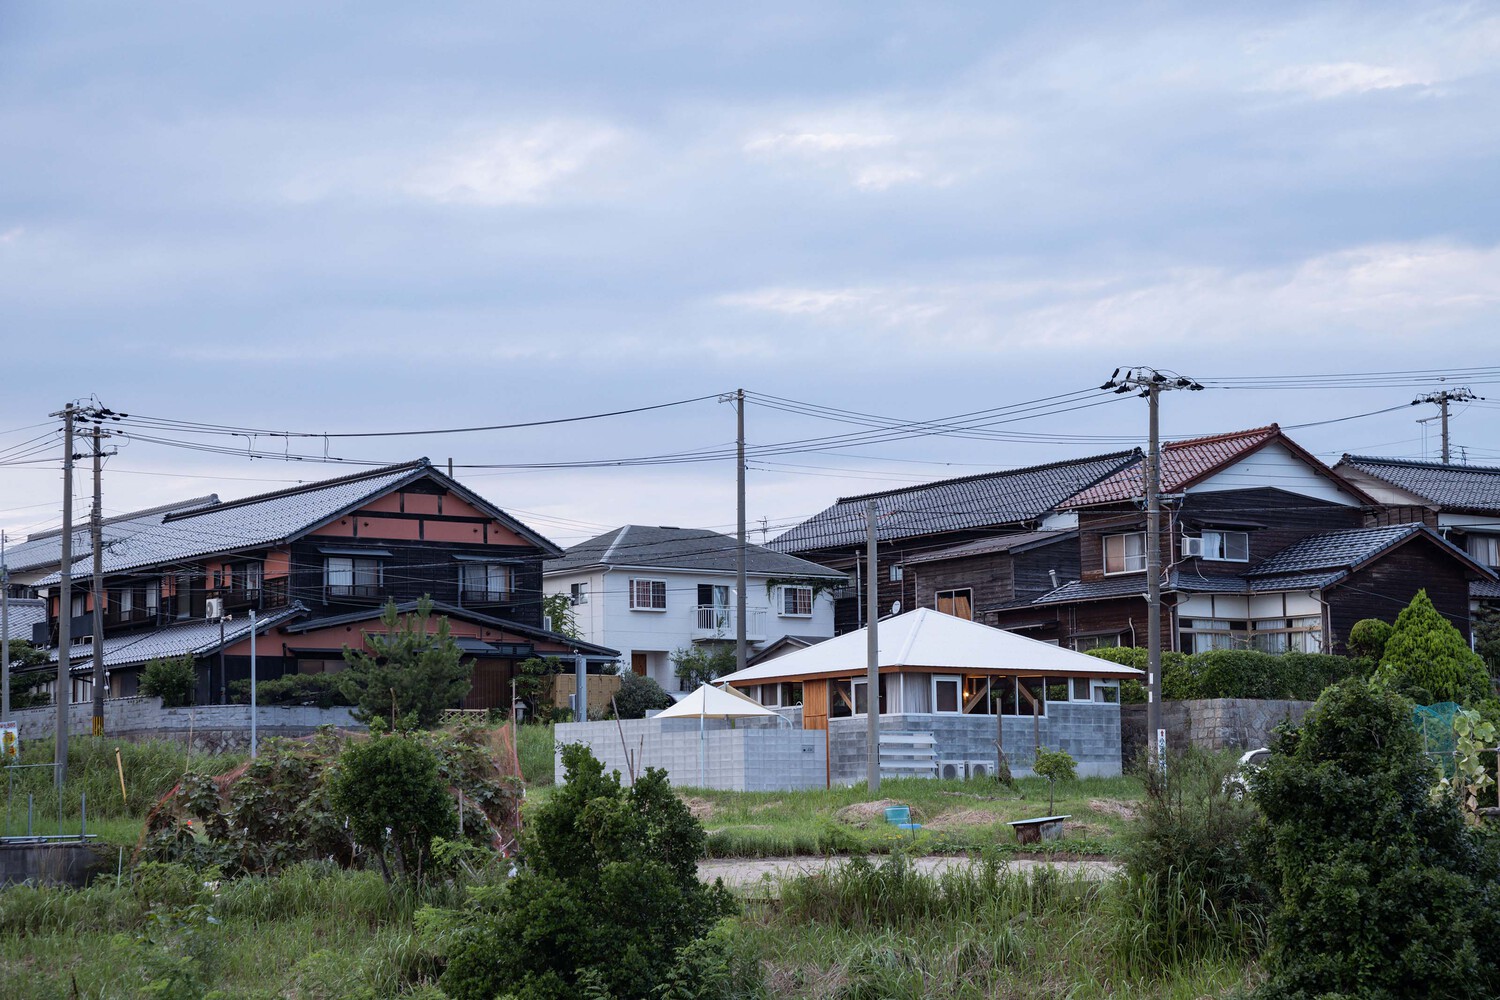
[570,582,589,606]
[325,556,384,598]
[1468,533,1500,568]
[779,585,814,618]
[628,578,668,612]
[1199,529,1250,563]
[1103,531,1147,575]
[932,675,962,714]
[935,588,974,621]
[461,562,514,602]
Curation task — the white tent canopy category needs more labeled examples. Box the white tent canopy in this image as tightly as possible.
[657,683,778,720]
[716,607,1143,686]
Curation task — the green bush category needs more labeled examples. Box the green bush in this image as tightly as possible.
[1472,604,1500,681]
[438,744,736,1000]
[329,734,456,883]
[612,671,674,719]
[1092,646,1366,703]
[1254,678,1500,998]
[229,672,351,708]
[1032,747,1077,784]
[1347,618,1394,660]
[339,597,472,728]
[1120,748,1266,969]
[140,655,198,707]
[1379,589,1491,705]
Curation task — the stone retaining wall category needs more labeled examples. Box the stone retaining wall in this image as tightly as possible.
[9,697,363,753]
[1121,698,1312,760]
[0,841,113,888]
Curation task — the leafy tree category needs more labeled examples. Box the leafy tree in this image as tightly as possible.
[329,733,456,883]
[542,593,579,639]
[671,643,735,691]
[1378,589,1491,705]
[3,639,51,709]
[440,744,736,1000]
[229,672,350,708]
[338,597,471,728]
[1347,617,1394,660]
[141,655,197,707]
[514,656,564,720]
[1253,678,1500,999]
[1032,747,1076,814]
[612,671,674,719]
[1473,604,1500,680]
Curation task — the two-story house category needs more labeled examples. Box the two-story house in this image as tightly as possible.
[982,426,1496,652]
[542,525,847,694]
[11,459,616,708]
[1333,455,1500,611]
[769,452,1139,634]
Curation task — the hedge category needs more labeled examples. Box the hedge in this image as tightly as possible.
[1086,646,1372,702]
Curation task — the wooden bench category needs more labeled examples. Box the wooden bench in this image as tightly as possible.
[1007,815,1069,845]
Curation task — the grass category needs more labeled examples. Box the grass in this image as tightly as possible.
[688,774,1141,858]
[516,722,555,786]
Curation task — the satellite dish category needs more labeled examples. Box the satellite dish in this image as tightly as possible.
[890,601,902,615]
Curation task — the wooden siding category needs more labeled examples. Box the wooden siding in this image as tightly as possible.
[1326,539,1477,648]
[1177,489,1365,578]
[802,678,829,731]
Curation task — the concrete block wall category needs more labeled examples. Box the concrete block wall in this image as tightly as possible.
[827,704,1123,785]
[1121,698,1311,759]
[554,716,825,791]
[8,697,363,754]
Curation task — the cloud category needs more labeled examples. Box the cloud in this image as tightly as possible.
[0,226,22,244]
[742,131,896,154]
[1258,62,1433,99]
[404,122,623,205]
[716,241,1500,354]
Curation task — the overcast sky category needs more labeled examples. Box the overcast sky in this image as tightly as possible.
[2,2,1498,550]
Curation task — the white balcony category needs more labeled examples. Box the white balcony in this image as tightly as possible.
[693,605,767,642]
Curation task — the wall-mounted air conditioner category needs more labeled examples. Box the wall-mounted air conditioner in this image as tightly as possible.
[1181,535,1205,558]
[205,598,225,620]
[938,759,965,781]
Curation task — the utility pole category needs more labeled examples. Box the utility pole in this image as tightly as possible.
[1413,388,1481,464]
[1099,368,1203,767]
[249,608,258,758]
[52,403,76,788]
[721,390,749,673]
[865,500,880,792]
[89,425,109,736]
[2,530,10,724]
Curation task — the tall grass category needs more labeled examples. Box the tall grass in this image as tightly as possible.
[516,722,554,786]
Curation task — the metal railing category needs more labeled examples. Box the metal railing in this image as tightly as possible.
[2,764,96,842]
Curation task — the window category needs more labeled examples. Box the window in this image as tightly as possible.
[1093,681,1120,704]
[118,588,134,616]
[1072,633,1122,652]
[239,561,263,596]
[1468,534,1500,568]
[780,585,814,617]
[697,584,731,629]
[757,682,802,708]
[1198,530,1250,562]
[933,676,961,713]
[629,579,667,611]
[570,582,589,606]
[1045,677,1070,702]
[1178,619,1246,654]
[935,589,973,620]
[851,676,889,715]
[326,557,383,598]
[831,679,854,718]
[1073,677,1091,701]
[889,565,903,582]
[1103,532,1147,574]
[1251,616,1324,654]
[461,563,513,601]
[70,593,86,618]
[144,581,160,616]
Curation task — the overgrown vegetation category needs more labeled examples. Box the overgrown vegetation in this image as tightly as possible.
[436,744,737,999]
[672,642,735,691]
[140,655,198,707]
[1087,646,1370,702]
[612,670,674,718]
[1254,677,1500,998]
[339,597,472,727]
[1347,617,1394,660]
[229,671,351,708]
[330,733,457,883]
[2,638,51,709]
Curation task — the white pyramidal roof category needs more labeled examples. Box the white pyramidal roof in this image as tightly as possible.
[655,683,780,720]
[717,608,1143,685]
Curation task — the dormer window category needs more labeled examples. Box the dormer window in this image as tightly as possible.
[1103,532,1147,575]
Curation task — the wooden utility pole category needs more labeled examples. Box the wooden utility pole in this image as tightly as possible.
[89,425,108,736]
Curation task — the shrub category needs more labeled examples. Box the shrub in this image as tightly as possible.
[229,672,351,708]
[1032,747,1076,783]
[1254,678,1500,999]
[438,744,736,1000]
[672,643,735,691]
[612,671,674,719]
[140,655,197,707]
[329,733,457,883]
[1346,618,1394,660]
[1474,604,1500,681]
[1379,588,1491,705]
[339,597,472,728]
[1120,748,1267,969]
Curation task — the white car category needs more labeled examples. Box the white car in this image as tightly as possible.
[1226,748,1271,801]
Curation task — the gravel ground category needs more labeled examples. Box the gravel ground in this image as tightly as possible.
[698,854,1119,888]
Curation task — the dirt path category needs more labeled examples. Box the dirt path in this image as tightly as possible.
[698,854,1119,888]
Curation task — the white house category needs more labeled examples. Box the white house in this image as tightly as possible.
[543,525,847,694]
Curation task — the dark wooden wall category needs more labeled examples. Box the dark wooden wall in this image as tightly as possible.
[1327,539,1476,648]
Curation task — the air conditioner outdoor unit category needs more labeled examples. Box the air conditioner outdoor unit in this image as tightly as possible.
[938,759,965,781]
[967,760,995,780]
[1181,535,1205,558]
[205,598,225,620]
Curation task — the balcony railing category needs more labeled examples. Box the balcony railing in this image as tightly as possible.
[460,587,513,605]
[326,584,385,601]
[693,605,767,641]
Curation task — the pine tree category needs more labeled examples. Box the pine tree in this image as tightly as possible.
[1379,589,1491,705]
[338,597,472,727]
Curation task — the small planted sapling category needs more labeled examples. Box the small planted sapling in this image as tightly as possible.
[1032,747,1077,814]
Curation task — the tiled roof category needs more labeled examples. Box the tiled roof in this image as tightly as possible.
[903,530,1076,566]
[770,451,1137,555]
[1032,575,1155,605]
[283,599,619,657]
[1340,455,1500,515]
[546,525,846,578]
[1,599,45,642]
[31,460,561,586]
[6,497,218,574]
[1065,426,1280,506]
[42,603,306,672]
[1245,524,1428,577]
[1473,580,1500,600]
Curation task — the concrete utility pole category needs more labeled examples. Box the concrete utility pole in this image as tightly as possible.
[721,390,749,672]
[1413,388,1481,464]
[52,403,76,787]
[1099,369,1203,768]
[90,425,108,736]
[865,500,880,792]
[2,530,10,724]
